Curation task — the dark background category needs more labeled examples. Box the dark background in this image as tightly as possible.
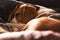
[17,0,60,12]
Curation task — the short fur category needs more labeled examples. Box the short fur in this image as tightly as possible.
[8,3,56,24]
[24,17,60,32]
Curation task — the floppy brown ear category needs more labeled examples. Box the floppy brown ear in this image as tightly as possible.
[8,2,25,23]
[8,7,17,22]
[7,3,21,23]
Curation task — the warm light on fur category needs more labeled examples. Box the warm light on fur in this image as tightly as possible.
[8,3,37,24]
[8,3,56,24]
[35,5,56,18]
[24,17,60,32]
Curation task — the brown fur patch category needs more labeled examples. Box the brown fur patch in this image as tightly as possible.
[24,17,60,32]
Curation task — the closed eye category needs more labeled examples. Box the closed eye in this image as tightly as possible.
[16,13,20,16]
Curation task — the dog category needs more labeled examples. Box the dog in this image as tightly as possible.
[7,3,56,32]
[0,1,56,33]
[0,0,25,33]
[8,3,56,24]
[0,0,25,22]
[8,3,37,23]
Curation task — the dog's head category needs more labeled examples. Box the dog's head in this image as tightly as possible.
[8,3,56,24]
[8,1,25,23]
[8,3,38,24]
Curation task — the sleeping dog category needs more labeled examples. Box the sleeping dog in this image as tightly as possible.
[0,0,25,33]
[0,0,56,23]
[0,0,24,22]
[8,3,56,24]
[0,0,57,33]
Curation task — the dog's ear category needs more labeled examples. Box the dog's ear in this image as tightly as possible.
[14,4,38,23]
[8,1,25,23]
[8,6,18,22]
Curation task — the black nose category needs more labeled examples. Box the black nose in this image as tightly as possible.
[48,13,60,19]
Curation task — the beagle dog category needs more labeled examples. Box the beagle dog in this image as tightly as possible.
[0,1,25,33]
[8,3,37,24]
[0,1,57,33]
[8,3,56,24]
[0,0,25,22]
